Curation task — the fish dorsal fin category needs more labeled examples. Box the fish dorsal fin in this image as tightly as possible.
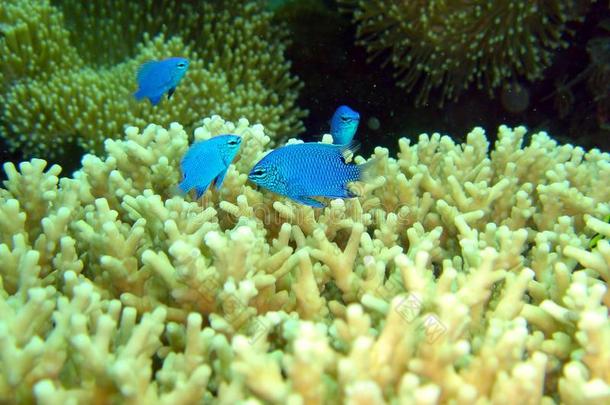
[340,140,360,154]
[137,61,158,82]
[339,140,360,162]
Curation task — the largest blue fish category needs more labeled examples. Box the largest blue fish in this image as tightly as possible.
[248,142,373,208]
[180,135,242,198]
[134,57,189,106]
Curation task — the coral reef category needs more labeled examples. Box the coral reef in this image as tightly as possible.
[0,0,305,158]
[338,0,593,106]
[1,115,609,403]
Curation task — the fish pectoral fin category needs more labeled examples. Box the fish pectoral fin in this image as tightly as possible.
[149,94,162,106]
[292,195,325,208]
[167,87,176,99]
[136,61,157,82]
[133,89,145,101]
[214,167,229,190]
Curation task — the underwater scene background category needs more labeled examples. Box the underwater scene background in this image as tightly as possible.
[0,0,609,404]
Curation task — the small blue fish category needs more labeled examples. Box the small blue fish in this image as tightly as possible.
[180,135,242,198]
[248,142,373,208]
[134,57,189,106]
[330,105,360,145]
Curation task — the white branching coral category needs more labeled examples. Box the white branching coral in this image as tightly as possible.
[0,116,609,403]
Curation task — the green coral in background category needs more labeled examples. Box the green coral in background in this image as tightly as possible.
[0,0,306,158]
[339,0,594,106]
[0,0,80,87]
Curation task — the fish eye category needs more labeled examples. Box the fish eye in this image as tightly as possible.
[177,62,187,68]
[251,169,265,176]
[228,139,240,145]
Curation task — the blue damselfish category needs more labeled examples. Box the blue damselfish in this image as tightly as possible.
[248,142,373,208]
[134,57,189,106]
[180,135,242,198]
[330,105,360,145]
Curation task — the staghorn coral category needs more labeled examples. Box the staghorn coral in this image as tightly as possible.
[0,0,305,158]
[1,115,609,403]
[338,0,593,106]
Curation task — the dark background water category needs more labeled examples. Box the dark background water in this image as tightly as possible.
[284,0,610,154]
[1,0,609,182]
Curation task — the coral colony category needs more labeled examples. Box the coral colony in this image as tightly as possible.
[1,116,609,403]
[339,0,592,106]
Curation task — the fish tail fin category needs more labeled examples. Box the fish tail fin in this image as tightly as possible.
[345,157,379,198]
[357,156,379,183]
[133,89,145,101]
[174,179,190,196]
[170,184,187,197]
[172,179,210,200]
